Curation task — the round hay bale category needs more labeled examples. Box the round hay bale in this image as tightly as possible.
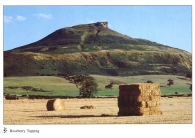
[46,99,65,111]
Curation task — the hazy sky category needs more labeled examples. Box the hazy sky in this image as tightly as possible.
[3,5,192,52]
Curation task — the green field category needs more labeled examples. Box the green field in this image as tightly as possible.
[4,75,192,97]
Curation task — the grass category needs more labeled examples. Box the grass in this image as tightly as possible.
[160,87,191,95]
[4,47,191,77]
[4,75,192,97]
[4,76,78,96]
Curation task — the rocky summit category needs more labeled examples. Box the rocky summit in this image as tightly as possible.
[4,22,192,77]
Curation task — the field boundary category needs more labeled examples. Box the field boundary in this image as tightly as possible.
[4,93,192,100]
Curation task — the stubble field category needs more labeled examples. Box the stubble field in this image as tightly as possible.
[4,97,192,124]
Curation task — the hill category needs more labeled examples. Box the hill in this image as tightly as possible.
[4,22,192,77]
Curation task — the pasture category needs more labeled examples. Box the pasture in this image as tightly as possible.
[4,75,192,97]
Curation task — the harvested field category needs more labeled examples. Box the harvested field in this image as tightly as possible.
[3,97,192,124]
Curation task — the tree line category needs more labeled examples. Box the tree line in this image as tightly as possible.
[65,73,192,98]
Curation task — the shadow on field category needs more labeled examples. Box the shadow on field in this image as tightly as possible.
[34,114,118,118]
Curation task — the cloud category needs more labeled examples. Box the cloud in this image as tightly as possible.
[4,16,13,23]
[16,15,26,21]
[4,15,26,23]
[33,13,53,19]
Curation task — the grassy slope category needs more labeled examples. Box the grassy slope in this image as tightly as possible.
[4,23,192,77]
[4,49,192,77]
[4,75,192,96]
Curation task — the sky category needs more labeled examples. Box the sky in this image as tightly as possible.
[3,6,192,52]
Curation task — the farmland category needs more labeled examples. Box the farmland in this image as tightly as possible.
[3,74,192,124]
[3,97,192,124]
[4,75,192,97]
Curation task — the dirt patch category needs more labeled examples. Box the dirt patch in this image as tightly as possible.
[3,97,192,124]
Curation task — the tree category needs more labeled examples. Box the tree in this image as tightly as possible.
[68,75,98,98]
[190,84,192,91]
[79,76,98,98]
[186,73,192,80]
[105,82,114,89]
[167,79,174,87]
[146,80,153,83]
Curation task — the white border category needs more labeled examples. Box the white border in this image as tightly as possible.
[1,0,194,138]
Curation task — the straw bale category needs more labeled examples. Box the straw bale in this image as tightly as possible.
[149,95,160,102]
[136,96,150,102]
[151,89,161,96]
[119,91,136,96]
[138,107,150,113]
[149,110,162,115]
[46,99,65,111]
[149,110,155,115]
[119,83,160,96]
[119,106,162,116]
[127,101,146,107]
[118,107,150,116]
[118,83,161,116]
[118,100,147,107]
[119,84,139,92]
[156,101,160,106]
[142,112,150,115]
[154,96,161,101]
[150,106,160,111]
[119,95,159,103]
[80,105,95,109]
[146,101,159,107]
